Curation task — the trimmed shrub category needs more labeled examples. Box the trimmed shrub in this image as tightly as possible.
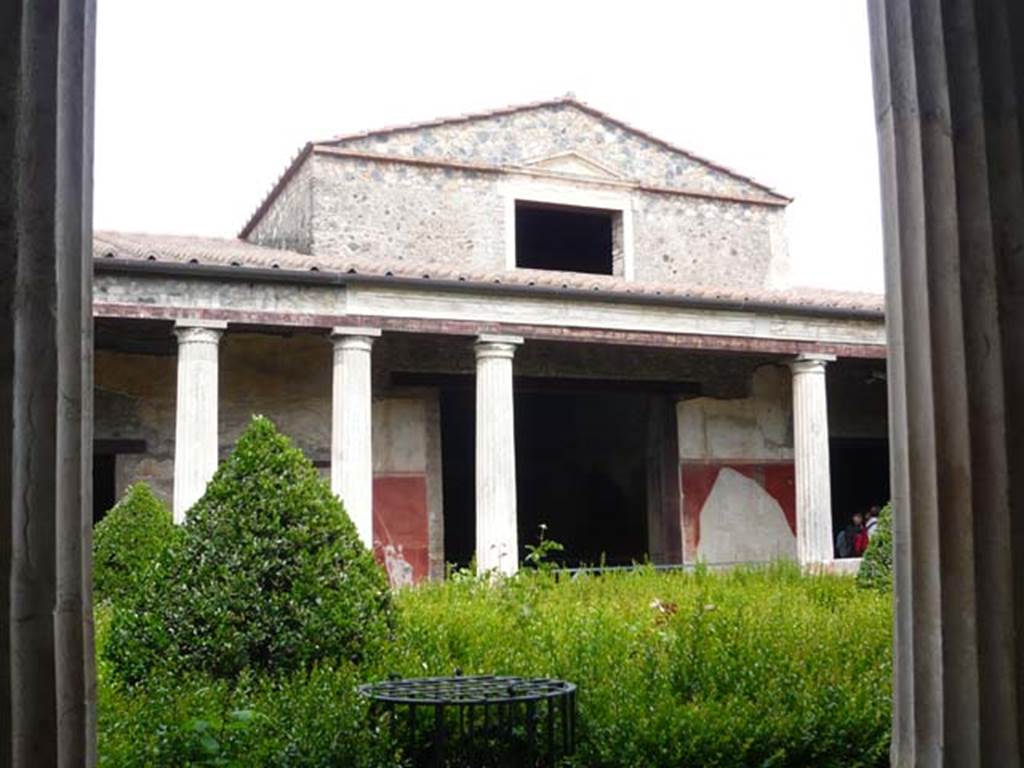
[92,483,177,604]
[105,415,392,683]
[858,503,893,592]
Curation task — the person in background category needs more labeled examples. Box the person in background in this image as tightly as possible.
[835,512,866,558]
[865,506,881,540]
[852,511,870,557]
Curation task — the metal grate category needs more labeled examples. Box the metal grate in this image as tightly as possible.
[359,674,577,767]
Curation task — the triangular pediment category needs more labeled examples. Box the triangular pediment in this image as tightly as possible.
[520,151,624,181]
[316,98,789,204]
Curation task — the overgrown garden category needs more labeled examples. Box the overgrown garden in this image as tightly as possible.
[95,416,894,767]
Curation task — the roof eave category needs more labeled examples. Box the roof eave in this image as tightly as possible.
[93,258,885,322]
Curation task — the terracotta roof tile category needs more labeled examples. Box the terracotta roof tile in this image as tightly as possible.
[93,231,884,315]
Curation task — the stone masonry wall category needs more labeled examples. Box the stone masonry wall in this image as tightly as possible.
[633,192,787,287]
[247,157,314,253]
[333,103,781,203]
[308,152,788,290]
[313,155,505,271]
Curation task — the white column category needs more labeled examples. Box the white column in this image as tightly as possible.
[474,334,523,575]
[789,353,836,566]
[172,320,226,523]
[330,327,381,547]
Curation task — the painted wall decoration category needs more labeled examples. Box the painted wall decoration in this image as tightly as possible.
[681,461,796,564]
[372,474,429,587]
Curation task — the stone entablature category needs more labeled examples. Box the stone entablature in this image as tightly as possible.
[91,264,885,359]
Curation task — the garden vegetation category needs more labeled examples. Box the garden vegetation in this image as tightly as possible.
[97,418,893,767]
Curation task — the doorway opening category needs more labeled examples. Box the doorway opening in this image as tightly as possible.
[440,381,682,569]
[830,436,890,556]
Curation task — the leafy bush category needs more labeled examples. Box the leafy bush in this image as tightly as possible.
[105,416,392,683]
[97,662,400,768]
[92,483,177,604]
[382,565,892,768]
[858,503,894,592]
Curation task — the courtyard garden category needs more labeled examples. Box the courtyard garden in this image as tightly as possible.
[95,417,894,767]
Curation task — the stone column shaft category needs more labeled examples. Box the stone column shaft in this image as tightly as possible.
[789,354,835,566]
[331,327,380,547]
[474,335,523,575]
[172,322,225,522]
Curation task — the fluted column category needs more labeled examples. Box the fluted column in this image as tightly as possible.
[331,327,380,547]
[172,321,225,522]
[788,354,835,566]
[474,335,523,575]
[869,1,1024,763]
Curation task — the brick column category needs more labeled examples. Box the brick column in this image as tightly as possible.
[474,334,523,575]
[172,320,226,523]
[330,327,381,547]
[788,353,835,566]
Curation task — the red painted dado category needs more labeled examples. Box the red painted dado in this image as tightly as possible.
[680,460,796,561]
[372,474,429,586]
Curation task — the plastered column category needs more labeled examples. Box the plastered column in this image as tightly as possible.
[172,321,226,523]
[331,327,381,547]
[474,335,523,575]
[788,354,835,566]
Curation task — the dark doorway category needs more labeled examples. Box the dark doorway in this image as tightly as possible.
[93,453,117,524]
[440,383,676,569]
[515,390,648,566]
[441,388,476,567]
[830,437,890,554]
[514,201,615,274]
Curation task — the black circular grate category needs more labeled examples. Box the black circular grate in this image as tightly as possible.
[359,674,577,767]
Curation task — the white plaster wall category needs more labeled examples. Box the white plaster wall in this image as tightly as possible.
[373,397,428,472]
[697,468,797,563]
[677,365,793,461]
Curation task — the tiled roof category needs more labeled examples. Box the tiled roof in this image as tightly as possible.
[94,231,885,316]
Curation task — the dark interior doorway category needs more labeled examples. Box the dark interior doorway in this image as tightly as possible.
[441,383,678,569]
[830,437,890,554]
[91,438,147,525]
[93,452,117,524]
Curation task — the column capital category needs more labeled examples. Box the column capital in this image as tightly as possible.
[788,353,836,375]
[474,334,524,361]
[174,319,226,345]
[331,327,381,353]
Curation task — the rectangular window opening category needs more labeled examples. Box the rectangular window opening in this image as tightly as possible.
[514,201,620,275]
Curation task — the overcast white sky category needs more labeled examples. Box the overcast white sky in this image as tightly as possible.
[94,0,883,292]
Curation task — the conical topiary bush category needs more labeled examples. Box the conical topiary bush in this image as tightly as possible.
[106,415,392,682]
[92,482,177,604]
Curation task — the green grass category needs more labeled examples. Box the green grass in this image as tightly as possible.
[97,564,892,767]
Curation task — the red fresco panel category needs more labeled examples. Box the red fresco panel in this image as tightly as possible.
[680,464,721,562]
[680,461,797,560]
[372,474,429,586]
[762,464,797,535]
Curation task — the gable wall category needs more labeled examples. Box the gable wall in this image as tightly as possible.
[310,151,788,289]
[333,103,780,203]
[247,157,315,253]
